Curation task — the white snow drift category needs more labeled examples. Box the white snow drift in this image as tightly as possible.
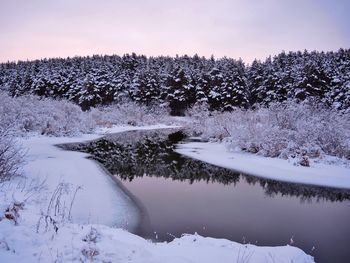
[176,141,350,189]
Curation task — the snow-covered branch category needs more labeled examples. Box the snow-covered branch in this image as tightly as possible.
[186,100,350,165]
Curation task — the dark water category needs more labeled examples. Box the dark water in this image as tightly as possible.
[63,129,350,263]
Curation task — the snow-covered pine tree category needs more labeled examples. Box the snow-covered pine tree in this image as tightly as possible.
[164,68,192,115]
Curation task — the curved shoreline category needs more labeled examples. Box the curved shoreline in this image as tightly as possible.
[87,158,154,238]
[51,124,180,229]
[56,140,149,232]
[175,141,350,190]
[1,124,315,263]
[17,124,179,228]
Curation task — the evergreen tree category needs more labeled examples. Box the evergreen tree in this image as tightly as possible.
[164,68,192,115]
[0,50,349,113]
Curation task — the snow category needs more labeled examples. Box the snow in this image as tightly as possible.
[0,124,315,263]
[0,223,314,263]
[209,90,220,98]
[16,124,180,227]
[19,135,139,228]
[176,141,350,190]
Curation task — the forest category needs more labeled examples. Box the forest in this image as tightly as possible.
[0,49,349,115]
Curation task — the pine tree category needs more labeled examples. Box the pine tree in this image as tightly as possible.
[164,68,192,115]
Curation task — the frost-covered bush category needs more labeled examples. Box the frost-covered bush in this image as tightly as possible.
[185,103,211,136]
[91,101,170,127]
[0,92,95,136]
[186,104,238,141]
[0,92,172,137]
[187,100,350,162]
[0,123,23,182]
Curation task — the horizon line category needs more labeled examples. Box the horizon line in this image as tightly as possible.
[1,47,348,65]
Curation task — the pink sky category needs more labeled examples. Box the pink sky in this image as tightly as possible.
[0,0,349,63]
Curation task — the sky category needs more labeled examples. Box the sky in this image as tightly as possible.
[0,0,349,63]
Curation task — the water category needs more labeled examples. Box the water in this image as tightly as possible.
[64,129,350,263]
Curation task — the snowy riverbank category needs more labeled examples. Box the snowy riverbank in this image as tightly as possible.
[0,222,314,263]
[16,124,180,228]
[176,141,350,190]
[0,125,314,262]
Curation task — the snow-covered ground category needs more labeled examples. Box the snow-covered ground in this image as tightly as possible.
[0,125,315,262]
[16,124,179,228]
[0,222,314,263]
[176,141,350,190]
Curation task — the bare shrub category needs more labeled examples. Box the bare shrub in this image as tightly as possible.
[2,202,25,225]
[0,123,24,182]
[81,228,101,262]
[0,91,171,137]
[185,102,211,136]
[0,92,95,136]
[0,178,47,227]
[187,100,350,163]
[81,247,99,261]
[91,101,170,127]
[186,104,238,140]
[36,182,82,233]
[82,227,101,244]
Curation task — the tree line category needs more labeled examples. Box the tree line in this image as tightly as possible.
[0,49,349,115]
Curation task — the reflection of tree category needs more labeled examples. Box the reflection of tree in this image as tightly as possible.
[61,130,350,202]
[65,130,240,185]
[245,176,350,202]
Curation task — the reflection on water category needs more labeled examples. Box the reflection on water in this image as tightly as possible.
[61,129,350,263]
[63,129,350,202]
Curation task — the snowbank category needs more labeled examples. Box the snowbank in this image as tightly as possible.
[176,141,350,190]
[0,222,314,263]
